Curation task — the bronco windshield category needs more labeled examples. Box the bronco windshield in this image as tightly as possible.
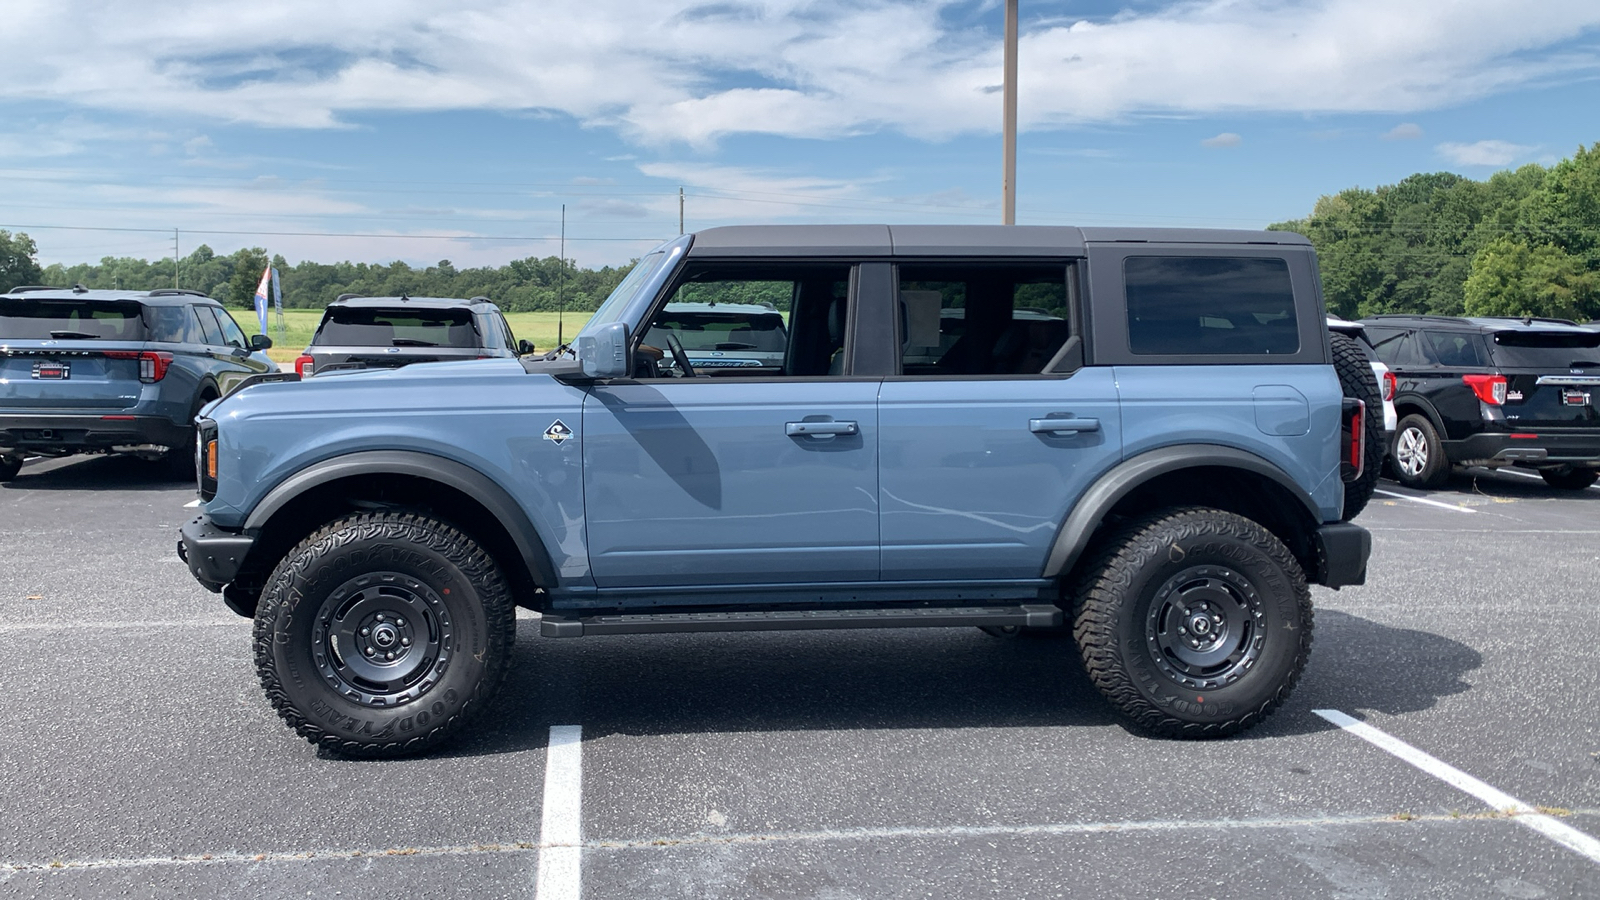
[582,249,673,335]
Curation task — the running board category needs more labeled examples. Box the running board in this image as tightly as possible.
[539,604,1062,638]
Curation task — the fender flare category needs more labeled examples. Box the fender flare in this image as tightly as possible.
[1041,444,1321,579]
[1392,393,1448,437]
[243,449,559,588]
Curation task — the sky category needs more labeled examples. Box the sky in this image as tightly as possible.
[3,0,1599,271]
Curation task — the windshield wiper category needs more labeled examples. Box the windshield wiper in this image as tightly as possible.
[49,330,102,340]
[390,338,439,347]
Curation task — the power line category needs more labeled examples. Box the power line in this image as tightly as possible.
[0,223,664,242]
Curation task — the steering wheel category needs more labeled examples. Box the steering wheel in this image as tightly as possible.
[665,332,696,377]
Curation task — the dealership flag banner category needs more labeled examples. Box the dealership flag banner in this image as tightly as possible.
[253,265,273,335]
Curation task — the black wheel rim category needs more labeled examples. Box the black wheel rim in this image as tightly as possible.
[312,572,453,707]
[1144,565,1265,690]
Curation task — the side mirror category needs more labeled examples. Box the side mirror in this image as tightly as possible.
[576,322,630,379]
[250,334,273,351]
[518,338,536,355]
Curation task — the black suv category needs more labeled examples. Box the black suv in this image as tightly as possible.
[293,295,529,377]
[1361,315,1600,490]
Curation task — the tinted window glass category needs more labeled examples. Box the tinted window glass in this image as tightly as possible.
[1422,331,1487,368]
[1488,330,1600,368]
[212,308,249,349]
[897,263,1070,375]
[313,307,480,349]
[143,305,201,343]
[0,299,147,340]
[1124,257,1298,355]
[193,307,224,345]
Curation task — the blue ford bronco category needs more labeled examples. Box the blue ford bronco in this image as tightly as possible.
[178,225,1374,756]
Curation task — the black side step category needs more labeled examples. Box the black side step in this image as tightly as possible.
[539,604,1062,638]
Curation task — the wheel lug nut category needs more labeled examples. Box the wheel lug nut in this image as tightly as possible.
[361,627,371,636]
[385,652,395,661]
[401,637,411,647]
[364,647,375,657]
[395,618,405,628]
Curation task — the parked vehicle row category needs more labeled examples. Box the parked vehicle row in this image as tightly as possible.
[1360,315,1600,490]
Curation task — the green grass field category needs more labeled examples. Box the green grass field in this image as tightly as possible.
[237,309,596,362]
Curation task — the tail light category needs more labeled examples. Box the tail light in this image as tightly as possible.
[1462,374,1507,405]
[1381,371,1397,402]
[1340,398,1366,483]
[295,354,315,377]
[103,350,173,383]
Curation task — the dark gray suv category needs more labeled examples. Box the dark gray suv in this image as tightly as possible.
[293,295,527,377]
[0,286,274,480]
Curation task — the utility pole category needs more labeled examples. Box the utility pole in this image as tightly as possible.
[172,228,181,288]
[1002,0,1018,225]
[679,187,685,235]
[557,204,567,349]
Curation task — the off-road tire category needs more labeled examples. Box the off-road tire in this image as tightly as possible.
[1072,507,1313,739]
[1539,467,1599,491]
[253,512,516,757]
[1331,332,1383,520]
[0,456,22,482]
[1392,413,1449,489]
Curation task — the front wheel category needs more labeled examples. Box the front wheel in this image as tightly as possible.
[1072,508,1313,738]
[1540,467,1599,491]
[253,512,516,757]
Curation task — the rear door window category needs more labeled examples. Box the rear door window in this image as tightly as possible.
[314,307,480,348]
[193,306,225,346]
[1124,257,1298,355]
[894,262,1071,376]
[0,299,147,340]
[144,305,202,343]
[1487,330,1600,369]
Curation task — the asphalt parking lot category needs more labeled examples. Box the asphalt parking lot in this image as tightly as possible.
[2,456,1597,899]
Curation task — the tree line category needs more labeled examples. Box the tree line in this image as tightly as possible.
[0,236,633,313]
[5,142,1598,322]
[1269,142,1600,323]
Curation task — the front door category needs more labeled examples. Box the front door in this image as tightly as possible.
[581,261,881,589]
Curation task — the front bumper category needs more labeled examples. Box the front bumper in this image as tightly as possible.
[177,514,256,593]
[1445,431,1600,469]
[1314,522,1370,589]
[0,412,189,455]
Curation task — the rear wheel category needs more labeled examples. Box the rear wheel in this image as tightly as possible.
[253,512,516,757]
[1540,467,1599,491]
[1072,507,1313,739]
[1331,333,1383,519]
[1392,414,1449,489]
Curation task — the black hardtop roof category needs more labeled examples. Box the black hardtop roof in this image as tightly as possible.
[684,224,1309,258]
[327,295,494,311]
[0,286,221,306]
[1361,314,1593,335]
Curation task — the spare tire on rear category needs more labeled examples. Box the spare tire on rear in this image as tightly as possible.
[1330,332,1383,521]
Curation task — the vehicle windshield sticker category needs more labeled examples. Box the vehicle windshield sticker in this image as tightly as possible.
[543,420,573,444]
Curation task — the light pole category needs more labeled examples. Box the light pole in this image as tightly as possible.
[1002,0,1018,225]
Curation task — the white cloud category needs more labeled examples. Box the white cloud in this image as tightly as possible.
[1383,123,1424,140]
[1436,140,1537,167]
[1201,132,1242,148]
[0,1,1596,145]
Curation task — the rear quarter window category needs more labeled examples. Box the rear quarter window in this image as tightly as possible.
[1422,331,1488,368]
[1124,257,1298,355]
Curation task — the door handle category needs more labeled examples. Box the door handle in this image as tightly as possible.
[786,420,859,437]
[1029,417,1100,434]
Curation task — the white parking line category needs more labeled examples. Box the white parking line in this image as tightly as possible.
[1373,489,1477,513]
[183,499,202,508]
[536,725,583,900]
[1316,709,1600,866]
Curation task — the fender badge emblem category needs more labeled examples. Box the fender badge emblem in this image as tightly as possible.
[543,420,573,444]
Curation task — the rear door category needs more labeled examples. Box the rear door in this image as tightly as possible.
[1489,329,1600,430]
[0,297,146,410]
[876,259,1119,581]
